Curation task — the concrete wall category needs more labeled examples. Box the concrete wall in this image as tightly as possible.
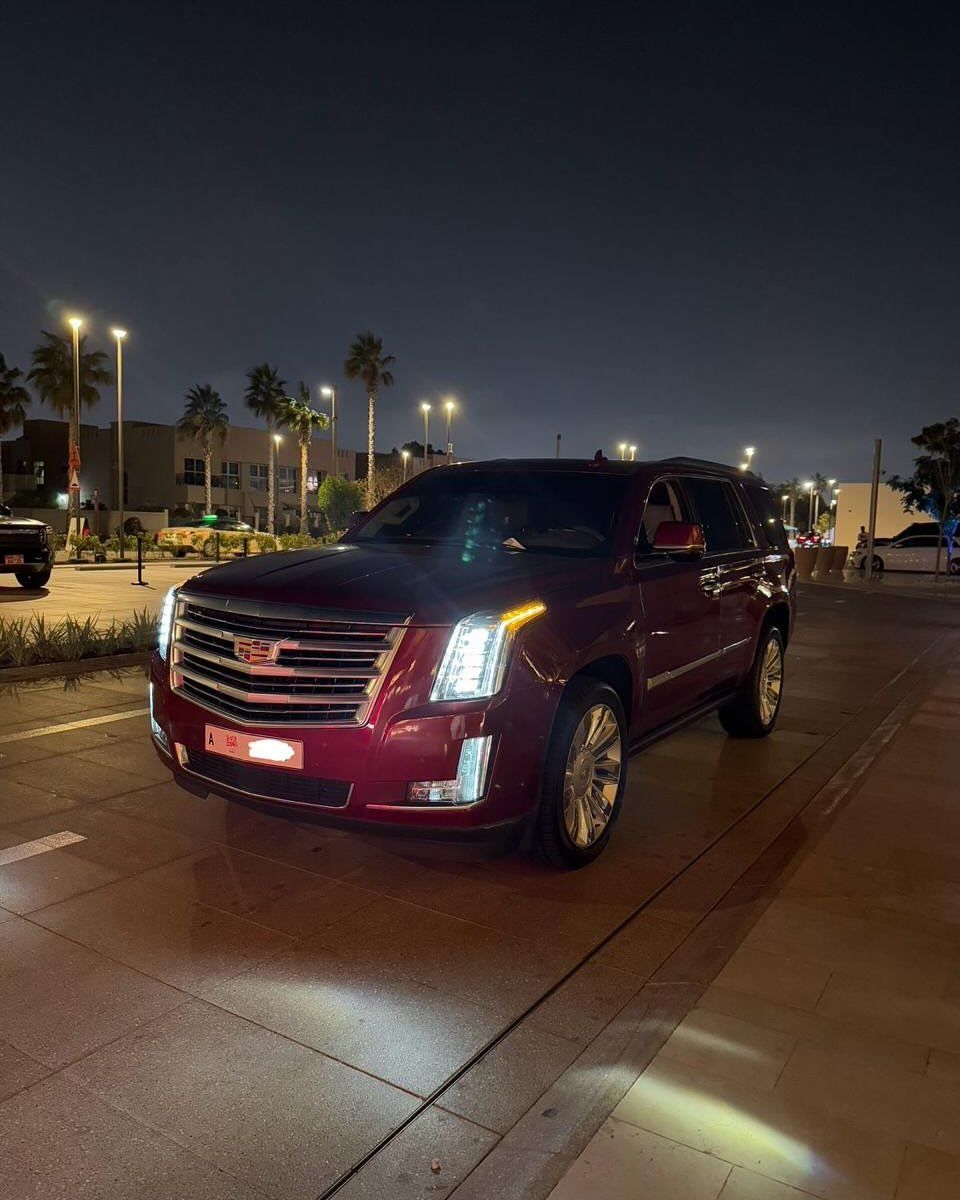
[9,507,169,534]
[834,482,912,549]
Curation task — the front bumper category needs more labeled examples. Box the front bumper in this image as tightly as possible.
[149,652,559,837]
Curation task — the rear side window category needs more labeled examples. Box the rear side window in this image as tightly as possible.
[742,483,790,551]
[637,479,688,554]
[683,478,755,553]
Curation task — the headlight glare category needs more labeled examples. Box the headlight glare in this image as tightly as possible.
[157,587,178,660]
[430,601,545,701]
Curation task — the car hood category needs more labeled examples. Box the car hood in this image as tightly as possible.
[180,542,605,625]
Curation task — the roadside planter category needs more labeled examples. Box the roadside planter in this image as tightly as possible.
[830,545,849,573]
[813,546,834,576]
[795,546,817,579]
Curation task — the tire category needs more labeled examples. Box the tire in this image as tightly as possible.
[718,625,785,739]
[533,678,627,869]
[872,556,884,573]
[949,558,959,577]
[15,568,51,589]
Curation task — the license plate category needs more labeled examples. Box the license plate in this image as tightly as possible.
[3,555,24,565]
[204,725,304,770]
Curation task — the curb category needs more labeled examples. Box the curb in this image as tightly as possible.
[0,651,150,683]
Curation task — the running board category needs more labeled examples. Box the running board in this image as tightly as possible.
[628,691,738,755]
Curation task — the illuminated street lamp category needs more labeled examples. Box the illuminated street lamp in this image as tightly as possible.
[739,462,749,472]
[804,480,816,530]
[618,442,627,461]
[745,446,755,471]
[273,434,283,534]
[67,317,83,559]
[320,385,337,480]
[629,444,637,461]
[111,328,128,558]
[401,449,410,481]
[444,398,456,463]
[781,493,789,520]
[421,402,431,470]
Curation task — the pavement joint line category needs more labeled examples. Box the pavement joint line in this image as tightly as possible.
[0,707,149,744]
[0,831,86,866]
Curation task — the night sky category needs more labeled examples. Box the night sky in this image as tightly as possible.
[2,1,957,483]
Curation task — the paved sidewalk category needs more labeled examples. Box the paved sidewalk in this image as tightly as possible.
[547,662,960,1199]
[0,562,207,622]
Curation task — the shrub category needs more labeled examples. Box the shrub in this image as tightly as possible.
[0,609,157,668]
[278,533,319,550]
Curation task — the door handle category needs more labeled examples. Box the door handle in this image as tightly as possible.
[699,567,721,597]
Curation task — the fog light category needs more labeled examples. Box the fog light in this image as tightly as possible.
[405,736,493,806]
[149,683,169,751]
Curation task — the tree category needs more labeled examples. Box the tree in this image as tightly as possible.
[281,382,329,534]
[344,332,395,502]
[177,385,229,514]
[0,353,31,501]
[244,363,288,535]
[316,475,364,535]
[773,479,802,529]
[888,418,960,578]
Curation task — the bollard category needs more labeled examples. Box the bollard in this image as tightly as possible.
[132,534,148,586]
[215,531,221,562]
[242,537,249,558]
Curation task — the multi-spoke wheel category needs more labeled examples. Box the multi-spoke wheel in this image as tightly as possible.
[719,625,785,738]
[535,678,627,867]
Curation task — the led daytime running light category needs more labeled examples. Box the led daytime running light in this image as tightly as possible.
[430,601,545,702]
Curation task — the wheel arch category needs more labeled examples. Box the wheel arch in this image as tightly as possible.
[569,654,634,724]
[762,601,792,648]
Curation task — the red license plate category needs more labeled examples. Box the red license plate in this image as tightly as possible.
[4,555,24,565]
[204,725,304,770]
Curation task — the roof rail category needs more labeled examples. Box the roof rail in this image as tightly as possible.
[659,456,757,477]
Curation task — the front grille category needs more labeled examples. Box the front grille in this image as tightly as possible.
[183,748,351,807]
[171,594,407,727]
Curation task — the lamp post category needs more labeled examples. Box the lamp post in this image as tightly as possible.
[444,398,455,463]
[745,446,755,472]
[273,433,283,535]
[629,444,637,462]
[67,317,82,559]
[401,449,410,481]
[781,493,789,521]
[739,462,749,472]
[804,480,815,531]
[111,328,127,558]
[320,385,336,480]
[618,442,627,461]
[421,402,431,470]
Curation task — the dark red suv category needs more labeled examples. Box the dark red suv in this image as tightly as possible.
[150,457,794,867]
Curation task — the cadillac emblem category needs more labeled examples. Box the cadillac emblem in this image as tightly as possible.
[234,636,280,665]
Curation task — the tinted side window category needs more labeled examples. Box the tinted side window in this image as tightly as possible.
[637,479,688,555]
[683,478,754,553]
[742,483,790,551]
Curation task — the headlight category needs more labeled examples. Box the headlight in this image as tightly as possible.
[157,587,178,660]
[430,600,546,702]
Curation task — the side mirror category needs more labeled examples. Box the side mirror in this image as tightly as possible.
[652,521,705,556]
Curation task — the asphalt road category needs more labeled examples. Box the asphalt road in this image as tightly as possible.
[0,584,954,1199]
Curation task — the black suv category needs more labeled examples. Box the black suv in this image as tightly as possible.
[0,505,54,589]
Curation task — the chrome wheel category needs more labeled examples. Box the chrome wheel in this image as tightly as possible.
[758,637,783,726]
[562,703,622,848]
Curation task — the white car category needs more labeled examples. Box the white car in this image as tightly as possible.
[852,533,959,575]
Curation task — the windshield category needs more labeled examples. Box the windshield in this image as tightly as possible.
[347,470,629,557]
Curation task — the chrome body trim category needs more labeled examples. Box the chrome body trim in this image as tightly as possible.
[646,637,753,690]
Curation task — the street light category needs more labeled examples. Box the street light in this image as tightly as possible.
[739,462,749,472]
[781,493,789,520]
[629,444,637,461]
[444,398,455,463]
[421,402,431,470]
[804,480,815,531]
[320,385,336,480]
[273,434,283,534]
[618,442,627,460]
[67,317,83,559]
[401,449,410,481]
[111,328,128,558]
[745,446,755,471]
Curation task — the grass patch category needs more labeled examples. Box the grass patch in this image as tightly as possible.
[0,610,157,669]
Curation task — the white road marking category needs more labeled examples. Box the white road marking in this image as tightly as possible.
[0,707,149,745]
[0,831,86,867]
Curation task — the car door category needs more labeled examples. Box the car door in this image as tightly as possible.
[634,477,724,728]
[680,475,762,686]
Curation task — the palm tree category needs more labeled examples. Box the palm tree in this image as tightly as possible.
[27,330,111,494]
[177,385,229,514]
[281,382,329,534]
[777,478,801,529]
[244,363,287,534]
[344,332,395,501]
[0,353,31,502]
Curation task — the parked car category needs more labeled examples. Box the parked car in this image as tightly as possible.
[795,530,822,547]
[0,504,54,589]
[150,457,795,867]
[851,533,958,575]
[158,515,255,556]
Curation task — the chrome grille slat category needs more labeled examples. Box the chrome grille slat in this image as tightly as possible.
[171,595,406,727]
